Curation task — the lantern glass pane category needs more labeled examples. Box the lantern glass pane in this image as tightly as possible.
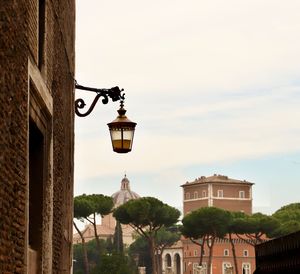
[122,129,134,150]
[110,129,122,141]
[123,129,134,141]
[109,127,135,153]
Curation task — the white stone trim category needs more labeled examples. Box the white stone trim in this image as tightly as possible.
[27,57,53,274]
[208,183,213,207]
[28,58,53,115]
[162,248,183,274]
[212,197,252,201]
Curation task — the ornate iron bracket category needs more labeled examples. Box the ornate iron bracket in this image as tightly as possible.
[75,82,125,117]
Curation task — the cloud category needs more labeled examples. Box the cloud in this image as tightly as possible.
[74,0,300,214]
[76,0,300,95]
[75,84,300,180]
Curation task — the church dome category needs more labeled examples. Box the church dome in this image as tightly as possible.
[112,175,140,207]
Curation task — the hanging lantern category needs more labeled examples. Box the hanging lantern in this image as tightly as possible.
[107,101,137,153]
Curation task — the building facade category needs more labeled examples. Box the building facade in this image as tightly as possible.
[1,1,75,273]
[162,241,183,274]
[179,175,255,274]
[182,174,253,216]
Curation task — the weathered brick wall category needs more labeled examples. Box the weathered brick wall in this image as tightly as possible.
[28,0,38,63]
[0,1,29,273]
[0,0,75,273]
[51,0,75,272]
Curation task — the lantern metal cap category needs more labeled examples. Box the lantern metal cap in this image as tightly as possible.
[107,101,137,128]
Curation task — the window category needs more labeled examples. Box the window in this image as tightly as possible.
[186,192,190,199]
[165,254,171,267]
[243,250,249,257]
[29,119,44,273]
[194,191,198,199]
[242,263,251,274]
[217,189,223,198]
[224,249,229,256]
[38,0,46,68]
[239,191,245,199]
[222,262,232,274]
[194,250,197,256]
[202,190,206,197]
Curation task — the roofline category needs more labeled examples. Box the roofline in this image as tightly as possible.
[181,180,254,187]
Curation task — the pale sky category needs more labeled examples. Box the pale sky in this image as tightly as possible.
[74,0,300,216]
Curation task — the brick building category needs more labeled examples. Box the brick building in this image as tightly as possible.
[182,174,253,216]
[162,175,255,274]
[1,1,75,273]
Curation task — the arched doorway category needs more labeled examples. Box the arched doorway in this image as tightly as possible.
[164,254,172,274]
[174,253,181,274]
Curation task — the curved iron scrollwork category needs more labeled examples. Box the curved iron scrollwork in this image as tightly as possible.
[75,82,125,117]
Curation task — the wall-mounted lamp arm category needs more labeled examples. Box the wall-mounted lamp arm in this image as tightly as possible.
[75,82,125,117]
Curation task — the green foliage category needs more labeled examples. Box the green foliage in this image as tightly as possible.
[91,253,136,274]
[236,213,279,237]
[74,194,94,220]
[271,203,300,237]
[74,194,114,219]
[73,239,102,273]
[251,213,279,237]
[156,226,180,248]
[113,221,124,253]
[272,220,300,237]
[181,207,232,239]
[73,238,126,273]
[90,194,114,217]
[113,197,181,233]
[129,236,152,274]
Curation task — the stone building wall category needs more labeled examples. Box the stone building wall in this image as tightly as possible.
[0,1,75,273]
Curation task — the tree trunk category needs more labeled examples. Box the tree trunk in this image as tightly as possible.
[229,233,239,274]
[149,237,158,274]
[157,251,162,274]
[73,221,89,274]
[199,236,205,267]
[207,237,215,274]
[91,213,101,253]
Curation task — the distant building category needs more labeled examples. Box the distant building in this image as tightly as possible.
[162,174,255,274]
[1,1,75,273]
[73,224,115,244]
[162,240,183,274]
[73,175,140,246]
[182,174,253,215]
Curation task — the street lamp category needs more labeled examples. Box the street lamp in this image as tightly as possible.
[75,81,136,153]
